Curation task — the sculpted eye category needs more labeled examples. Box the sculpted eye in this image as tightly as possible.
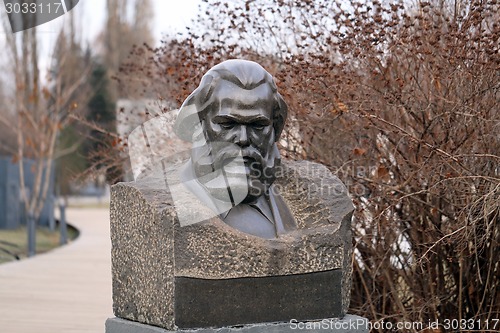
[219,122,235,129]
[252,121,269,130]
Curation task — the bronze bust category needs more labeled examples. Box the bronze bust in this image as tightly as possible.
[174,59,297,239]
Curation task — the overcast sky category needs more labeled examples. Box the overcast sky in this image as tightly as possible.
[0,0,202,81]
[78,0,202,44]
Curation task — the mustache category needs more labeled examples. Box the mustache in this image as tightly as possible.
[191,142,280,181]
[212,147,264,171]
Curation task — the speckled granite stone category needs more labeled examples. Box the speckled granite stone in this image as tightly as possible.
[110,160,354,330]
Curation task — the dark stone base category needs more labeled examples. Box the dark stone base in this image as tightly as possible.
[175,269,343,328]
[105,315,369,333]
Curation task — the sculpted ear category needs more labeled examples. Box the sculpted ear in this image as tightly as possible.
[273,93,288,141]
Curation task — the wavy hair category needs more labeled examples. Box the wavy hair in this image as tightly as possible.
[174,59,288,142]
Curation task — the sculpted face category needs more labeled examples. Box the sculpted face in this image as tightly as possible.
[192,80,280,204]
[204,80,275,163]
[174,60,298,238]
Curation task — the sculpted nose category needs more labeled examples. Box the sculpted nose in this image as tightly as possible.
[236,125,249,147]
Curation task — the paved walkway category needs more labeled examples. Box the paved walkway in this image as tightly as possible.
[0,208,113,333]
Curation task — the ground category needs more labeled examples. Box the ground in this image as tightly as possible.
[0,225,78,264]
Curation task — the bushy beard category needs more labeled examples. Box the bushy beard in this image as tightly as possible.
[190,138,280,205]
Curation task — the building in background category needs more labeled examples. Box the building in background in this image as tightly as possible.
[0,157,54,230]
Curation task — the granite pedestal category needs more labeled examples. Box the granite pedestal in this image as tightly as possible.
[110,160,354,330]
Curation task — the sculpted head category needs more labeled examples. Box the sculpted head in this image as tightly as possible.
[174,60,288,204]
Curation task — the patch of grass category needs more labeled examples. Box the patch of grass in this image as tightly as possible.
[0,224,78,265]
